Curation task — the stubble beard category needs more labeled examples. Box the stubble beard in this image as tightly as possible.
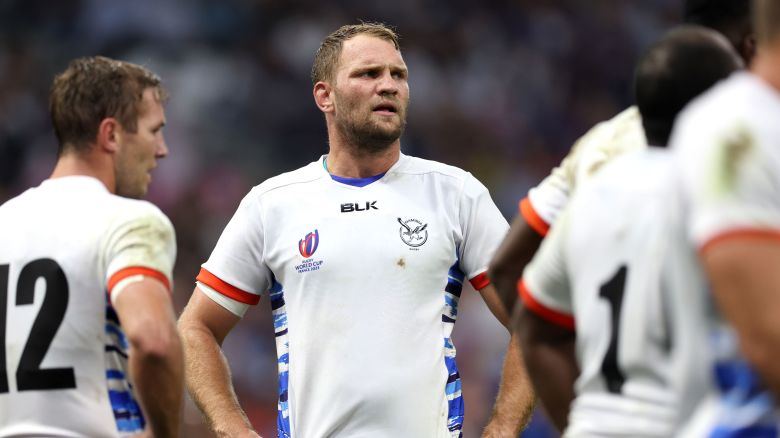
[335,107,407,154]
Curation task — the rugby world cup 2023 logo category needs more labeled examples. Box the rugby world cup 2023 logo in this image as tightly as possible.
[298,230,319,258]
[296,230,323,273]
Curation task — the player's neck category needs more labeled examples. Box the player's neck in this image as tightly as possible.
[753,45,780,94]
[50,152,116,193]
[325,142,400,178]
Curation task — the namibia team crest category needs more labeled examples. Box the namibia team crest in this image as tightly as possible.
[296,230,324,273]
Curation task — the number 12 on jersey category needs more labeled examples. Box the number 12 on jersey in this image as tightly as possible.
[0,259,76,393]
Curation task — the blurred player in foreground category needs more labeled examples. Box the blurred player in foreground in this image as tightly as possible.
[516,27,742,436]
[489,0,754,314]
[672,0,780,433]
[0,57,182,437]
[178,22,534,438]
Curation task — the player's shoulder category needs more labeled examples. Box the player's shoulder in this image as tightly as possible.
[247,159,325,200]
[575,106,644,150]
[677,73,761,129]
[579,149,676,208]
[392,153,473,183]
[567,106,647,182]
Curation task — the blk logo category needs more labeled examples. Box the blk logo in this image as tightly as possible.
[341,201,378,213]
[298,230,319,258]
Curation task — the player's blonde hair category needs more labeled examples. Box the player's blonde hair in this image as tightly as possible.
[311,22,400,85]
[754,0,780,46]
[49,56,167,155]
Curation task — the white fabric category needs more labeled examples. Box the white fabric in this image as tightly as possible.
[674,72,780,247]
[526,106,647,227]
[672,72,780,436]
[0,176,175,437]
[523,150,709,436]
[201,153,508,438]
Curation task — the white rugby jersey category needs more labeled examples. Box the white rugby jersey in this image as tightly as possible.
[672,72,780,436]
[520,149,709,437]
[521,106,646,235]
[0,176,175,437]
[197,153,508,438]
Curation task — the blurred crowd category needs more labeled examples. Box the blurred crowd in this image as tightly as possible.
[1,0,683,436]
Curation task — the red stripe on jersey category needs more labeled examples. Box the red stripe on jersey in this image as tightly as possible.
[196,268,260,305]
[469,272,491,290]
[699,228,780,255]
[517,279,574,330]
[108,267,170,297]
[519,197,550,237]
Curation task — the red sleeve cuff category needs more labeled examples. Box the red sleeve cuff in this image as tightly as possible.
[518,278,574,330]
[196,268,261,305]
[108,266,170,297]
[469,272,490,290]
[699,228,780,256]
[519,197,550,237]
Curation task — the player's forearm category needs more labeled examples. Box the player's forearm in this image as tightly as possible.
[130,331,184,438]
[483,333,536,437]
[516,309,577,432]
[488,216,544,313]
[180,322,256,437]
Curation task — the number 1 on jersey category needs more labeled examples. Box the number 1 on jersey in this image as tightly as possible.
[599,265,628,394]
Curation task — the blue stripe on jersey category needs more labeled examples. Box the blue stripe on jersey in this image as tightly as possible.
[443,261,464,437]
[708,327,779,437]
[104,301,145,434]
[106,369,125,380]
[270,277,292,438]
[105,323,129,350]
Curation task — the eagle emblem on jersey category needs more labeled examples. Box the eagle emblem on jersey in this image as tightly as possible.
[298,230,319,258]
[398,218,428,248]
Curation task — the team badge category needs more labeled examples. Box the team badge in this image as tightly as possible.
[398,217,428,248]
[298,230,319,258]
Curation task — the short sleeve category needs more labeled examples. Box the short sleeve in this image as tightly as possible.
[104,202,176,305]
[673,94,780,252]
[519,205,574,330]
[457,174,509,290]
[198,188,272,307]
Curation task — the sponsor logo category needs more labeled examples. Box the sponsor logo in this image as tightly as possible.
[398,217,428,248]
[341,201,378,213]
[298,230,319,258]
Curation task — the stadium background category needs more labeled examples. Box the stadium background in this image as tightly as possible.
[0,1,681,436]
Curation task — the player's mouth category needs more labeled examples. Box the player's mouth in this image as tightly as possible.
[372,102,398,116]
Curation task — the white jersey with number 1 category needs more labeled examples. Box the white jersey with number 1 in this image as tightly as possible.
[0,176,175,437]
[520,149,709,437]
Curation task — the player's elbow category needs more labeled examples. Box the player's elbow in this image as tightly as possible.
[127,319,181,361]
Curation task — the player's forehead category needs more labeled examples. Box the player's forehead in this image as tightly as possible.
[137,87,165,120]
[337,34,406,72]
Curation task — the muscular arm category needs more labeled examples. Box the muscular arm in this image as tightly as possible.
[178,287,260,438]
[114,278,183,438]
[515,305,577,432]
[702,237,780,397]
[488,215,544,315]
[479,284,536,437]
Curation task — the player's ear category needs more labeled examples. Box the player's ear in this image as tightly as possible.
[313,81,334,114]
[97,118,121,153]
